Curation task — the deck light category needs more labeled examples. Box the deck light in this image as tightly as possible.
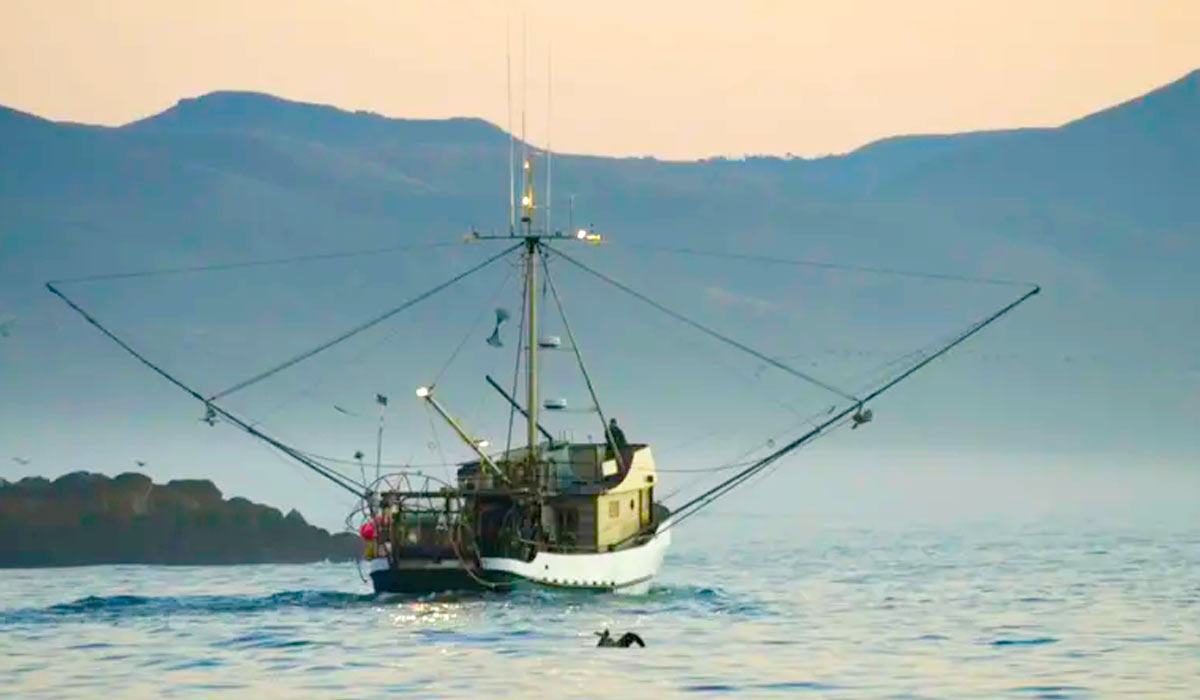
[576,228,588,239]
[415,386,431,398]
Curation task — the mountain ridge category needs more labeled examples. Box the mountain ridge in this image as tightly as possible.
[123,90,509,149]
[6,66,1195,160]
[1,68,1196,529]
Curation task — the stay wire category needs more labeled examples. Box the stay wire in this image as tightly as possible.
[659,284,1039,533]
[657,328,950,480]
[209,242,523,402]
[246,292,430,430]
[622,244,1039,289]
[44,282,366,499]
[49,241,462,285]
[503,263,529,459]
[665,322,979,501]
[733,408,858,504]
[293,448,458,470]
[544,244,859,404]
[540,248,624,468]
[260,439,366,494]
[432,255,519,385]
[659,402,832,504]
[656,287,1018,493]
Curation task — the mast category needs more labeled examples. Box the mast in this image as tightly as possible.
[521,154,539,462]
[506,17,515,233]
[525,237,538,460]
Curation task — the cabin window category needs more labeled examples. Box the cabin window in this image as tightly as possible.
[608,501,619,518]
[629,499,635,510]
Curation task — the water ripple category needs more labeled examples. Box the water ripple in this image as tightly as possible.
[990,637,1059,647]
[1,590,374,625]
[0,519,1196,696]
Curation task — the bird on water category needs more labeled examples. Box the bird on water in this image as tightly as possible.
[595,629,645,648]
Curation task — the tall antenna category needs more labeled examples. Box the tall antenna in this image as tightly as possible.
[545,42,552,234]
[518,15,534,232]
[506,17,514,233]
[521,16,528,169]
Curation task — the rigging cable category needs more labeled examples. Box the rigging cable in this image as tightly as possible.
[431,257,519,385]
[540,246,625,469]
[544,244,860,404]
[258,438,366,494]
[657,283,1039,535]
[48,241,461,285]
[660,328,975,502]
[658,410,818,502]
[45,282,366,498]
[208,242,524,402]
[293,449,458,470]
[641,243,1036,473]
[252,255,515,432]
[621,244,1039,289]
[503,262,530,458]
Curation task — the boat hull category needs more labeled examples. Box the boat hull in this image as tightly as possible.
[479,525,671,594]
[367,527,671,595]
[367,558,512,594]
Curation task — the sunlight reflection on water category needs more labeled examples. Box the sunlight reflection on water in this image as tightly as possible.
[1,516,1197,697]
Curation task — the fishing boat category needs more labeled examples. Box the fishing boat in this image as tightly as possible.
[47,129,1039,597]
[356,157,673,594]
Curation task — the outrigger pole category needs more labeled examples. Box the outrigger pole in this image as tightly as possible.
[45,243,521,500]
[415,385,510,484]
[45,282,366,499]
[659,283,1041,533]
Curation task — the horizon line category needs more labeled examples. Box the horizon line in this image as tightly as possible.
[2,65,1195,163]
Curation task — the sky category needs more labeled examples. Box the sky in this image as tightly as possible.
[2,1,1198,532]
[2,0,1199,159]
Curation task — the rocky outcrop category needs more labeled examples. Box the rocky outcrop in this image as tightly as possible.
[0,472,359,567]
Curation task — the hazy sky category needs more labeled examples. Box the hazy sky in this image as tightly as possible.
[2,1,1198,158]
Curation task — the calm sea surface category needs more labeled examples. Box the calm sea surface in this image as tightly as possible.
[2,515,1197,698]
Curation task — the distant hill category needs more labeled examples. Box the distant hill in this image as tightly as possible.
[1,69,1196,526]
[125,90,506,145]
[3,70,1195,257]
[0,472,359,567]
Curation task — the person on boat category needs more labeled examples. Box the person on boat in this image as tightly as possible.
[608,417,629,453]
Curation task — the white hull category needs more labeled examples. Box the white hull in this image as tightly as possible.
[480,525,671,595]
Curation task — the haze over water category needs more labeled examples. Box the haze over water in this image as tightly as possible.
[2,3,1197,697]
[2,509,1196,697]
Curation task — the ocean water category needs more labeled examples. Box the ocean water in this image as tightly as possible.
[2,515,1197,698]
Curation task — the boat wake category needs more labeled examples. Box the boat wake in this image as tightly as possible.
[1,591,375,625]
[2,584,764,625]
